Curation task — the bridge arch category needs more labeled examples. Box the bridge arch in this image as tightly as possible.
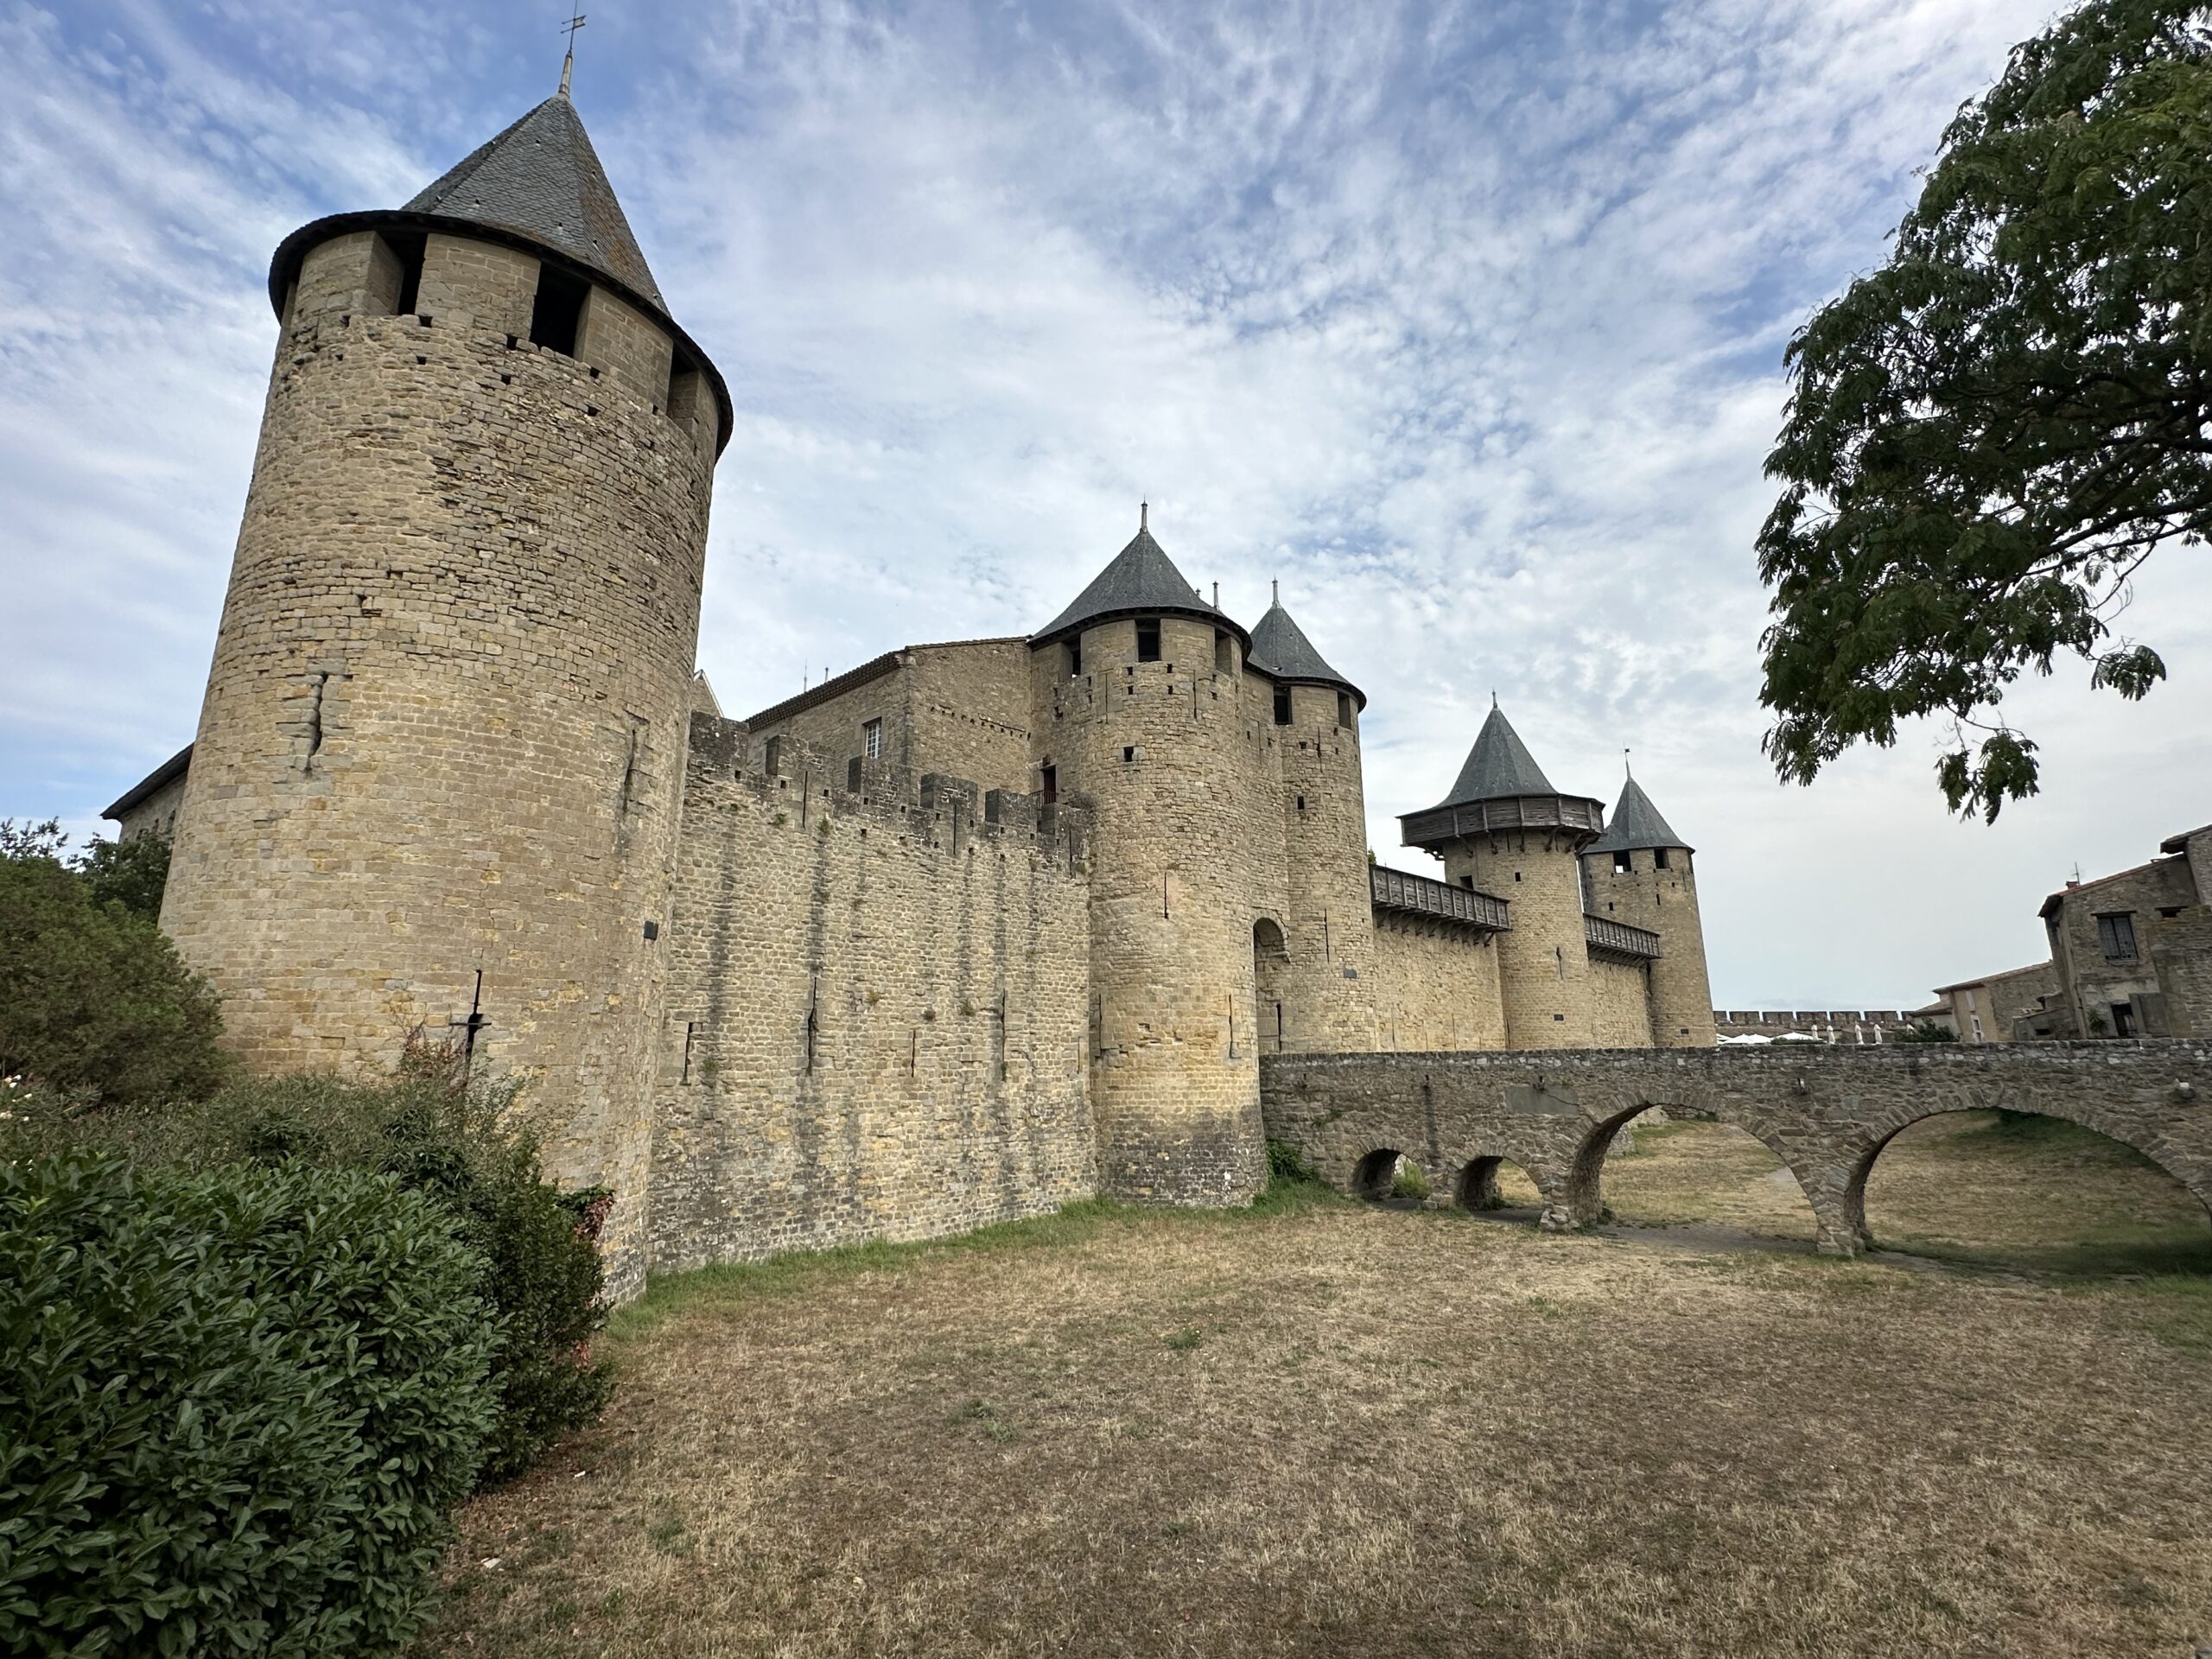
[1456,1154,1546,1217]
[1838,1099,2212,1256]
[1563,1099,1825,1236]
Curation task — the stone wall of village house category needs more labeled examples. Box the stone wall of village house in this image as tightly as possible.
[649,716,1098,1271]
[2048,855,2199,1037]
[1365,918,1508,1051]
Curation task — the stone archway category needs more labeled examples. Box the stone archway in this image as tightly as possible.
[1563,1101,1824,1239]
[1456,1154,1544,1218]
[1253,918,1290,1055]
[1837,1103,2212,1258]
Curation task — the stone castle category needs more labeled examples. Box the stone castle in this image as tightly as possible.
[115,90,1714,1294]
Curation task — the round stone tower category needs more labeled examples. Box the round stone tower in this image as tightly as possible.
[1582,774,1715,1046]
[1028,512,1269,1204]
[158,89,730,1293]
[1248,588,1376,1053]
[1399,703,1605,1048]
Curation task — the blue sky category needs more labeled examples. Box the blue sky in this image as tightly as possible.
[3,0,2208,1007]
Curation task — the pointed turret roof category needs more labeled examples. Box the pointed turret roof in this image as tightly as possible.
[1586,776,1692,855]
[1428,703,1556,809]
[1033,517,1243,646]
[1248,594,1363,707]
[264,87,732,454]
[404,92,663,306]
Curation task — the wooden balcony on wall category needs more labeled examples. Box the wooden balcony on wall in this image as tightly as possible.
[1370,865,1511,933]
[1584,912,1662,963]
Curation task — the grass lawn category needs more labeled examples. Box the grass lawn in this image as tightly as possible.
[423,1114,2212,1657]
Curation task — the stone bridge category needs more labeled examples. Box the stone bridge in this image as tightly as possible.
[1258,1041,2212,1255]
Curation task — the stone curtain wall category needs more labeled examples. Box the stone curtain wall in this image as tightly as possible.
[649,718,1097,1271]
[1262,1042,2212,1255]
[1367,919,1507,1052]
[1587,958,1656,1048]
[160,226,718,1296]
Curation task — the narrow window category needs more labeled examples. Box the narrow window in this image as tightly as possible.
[1040,763,1057,804]
[1459,875,1473,890]
[1337,690,1352,728]
[847,756,863,792]
[2096,912,2138,961]
[762,735,783,775]
[2111,1001,2138,1036]
[529,264,590,356]
[1067,639,1082,677]
[1215,630,1233,672]
[1135,618,1161,662]
[1295,794,1306,812]
[681,1020,696,1084]
[1122,746,1135,763]
[1654,847,1671,870]
[1613,850,1631,874]
[862,717,883,760]
[1273,686,1292,726]
[382,231,426,315]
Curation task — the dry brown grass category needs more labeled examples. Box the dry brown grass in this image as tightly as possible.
[423,1116,2212,1658]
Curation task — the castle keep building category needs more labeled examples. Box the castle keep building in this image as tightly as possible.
[117,91,1714,1293]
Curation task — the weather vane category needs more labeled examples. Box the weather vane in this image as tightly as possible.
[559,3,587,95]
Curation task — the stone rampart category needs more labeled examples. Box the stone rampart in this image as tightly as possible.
[647,716,1098,1271]
[1261,1041,2212,1255]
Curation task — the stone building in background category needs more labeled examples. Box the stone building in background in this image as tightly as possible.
[104,86,1714,1293]
[1902,823,2212,1046]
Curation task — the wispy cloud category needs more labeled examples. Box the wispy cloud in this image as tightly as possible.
[3,0,2206,1006]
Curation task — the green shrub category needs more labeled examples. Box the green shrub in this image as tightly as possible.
[1391,1158,1431,1202]
[12,1052,616,1485]
[1266,1137,1320,1189]
[0,1152,495,1657]
[0,825,226,1108]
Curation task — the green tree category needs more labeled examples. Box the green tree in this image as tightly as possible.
[1758,0,2212,820]
[0,819,227,1106]
[73,830,172,919]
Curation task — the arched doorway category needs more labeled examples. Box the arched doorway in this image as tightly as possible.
[1858,1109,2212,1273]
[1253,918,1289,1054]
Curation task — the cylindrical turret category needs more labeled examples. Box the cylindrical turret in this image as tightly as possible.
[1249,591,1375,1052]
[1029,516,1269,1204]
[157,92,730,1293]
[1400,703,1605,1048]
[1582,776,1715,1046]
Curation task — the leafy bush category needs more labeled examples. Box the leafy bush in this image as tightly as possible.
[0,825,226,1108]
[1897,1020,1958,1044]
[1265,1137,1320,1189]
[0,1151,495,1657]
[10,1049,616,1485]
[1390,1158,1431,1202]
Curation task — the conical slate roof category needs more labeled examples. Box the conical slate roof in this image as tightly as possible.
[1033,520,1240,645]
[1586,776,1692,855]
[1248,597,1363,707]
[404,92,664,306]
[1427,703,1557,810]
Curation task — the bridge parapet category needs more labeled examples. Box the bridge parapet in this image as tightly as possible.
[1259,1041,2212,1255]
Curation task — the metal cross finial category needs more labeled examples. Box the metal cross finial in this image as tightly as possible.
[1491,690,1498,709]
[1140,499,1147,531]
[1624,747,1632,779]
[1271,578,1279,605]
[559,4,587,94]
